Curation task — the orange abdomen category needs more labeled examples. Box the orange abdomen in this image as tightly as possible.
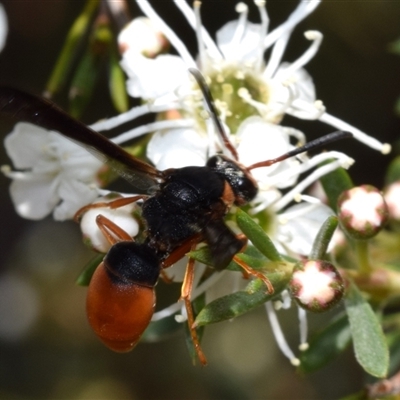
[86,263,156,352]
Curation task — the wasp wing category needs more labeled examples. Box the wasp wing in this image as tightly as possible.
[0,87,162,194]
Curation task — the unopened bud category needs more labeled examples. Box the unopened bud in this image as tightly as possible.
[337,185,388,240]
[289,260,344,312]
[118,17,168,56]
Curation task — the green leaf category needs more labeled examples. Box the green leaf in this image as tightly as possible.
[69,21,112,117]
[236,209,282,262]
[344,282,389,378]
[194,271,289,327]
[69,50,101,117]
[388,37,400,54]
[319,162,353,212]
[75,254,103,286]
[45,0,100,96]
[385,156,400,185]
[386,330,400,376]
[108,50,129,113]
[298,313,351,374]
[309,216,338,260]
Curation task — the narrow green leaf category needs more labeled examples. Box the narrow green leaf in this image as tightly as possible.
[298,313,351,374]
[344,282,389,378]
[109,50,129,113]
[385,156,400,185]
[195,271,289,327]
[69,21,112,117]
[75,254,103,286]
[236,208,282,262]
[309,216,338,260]
[319,162,353,212]
[69,51,100,117]
[45,0,100,96]
[188,244,284,272]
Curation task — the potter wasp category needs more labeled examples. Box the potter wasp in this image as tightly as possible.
[0,69,352,365]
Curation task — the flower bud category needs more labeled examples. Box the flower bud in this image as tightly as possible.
[337,185,388,240]
[118,17,168,57]
[289,260,344,312]
[80,196,139,253]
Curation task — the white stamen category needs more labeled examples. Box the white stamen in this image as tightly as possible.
[281,289,292,309]
[264,0,321,50]
[273,157,354,211]
[266,151,351,188]
[264,30,290,79]
[276,30,323,81]
[255,0,269,70]
[135,0,196,67]
[174,0,222,60]
[193,1,206,70]
[89,102,179,132]
[297,307,308,347]
[112,119,194,145]
[230,2,249,47]
[175,314,186,323]
[151,271,226,321]
[285,127,306,146]
[263,0,321,78]
[319,112,391,154]
[286,98,326,120]
[265,301,297,361]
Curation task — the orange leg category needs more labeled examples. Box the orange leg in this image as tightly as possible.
[233,255,274,294]
[95,214,133,246]
[180,253,208,366]
[74,195,148,222]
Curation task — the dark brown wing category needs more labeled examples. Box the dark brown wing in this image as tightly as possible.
[0,87,163,194]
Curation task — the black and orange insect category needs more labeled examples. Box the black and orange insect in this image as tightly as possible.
[0,69,352,365]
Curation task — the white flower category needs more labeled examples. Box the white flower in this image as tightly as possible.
[2,122,103,220]
[117,0,389,155]
[0,4,8,53]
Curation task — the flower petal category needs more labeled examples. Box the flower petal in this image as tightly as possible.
[4,123,53,169]
[120,52,189,100]
[9,175,59,220]
[216,20,262,63]
[147,128,208,169]
[53,179,99,221]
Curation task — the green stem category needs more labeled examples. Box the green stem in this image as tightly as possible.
[355,240,372,274]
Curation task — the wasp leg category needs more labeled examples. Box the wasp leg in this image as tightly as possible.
[95,214,133,245]
[233,255,274,294]
[74,195,148,222]
[180,253,208,366]
[159,234,201,283]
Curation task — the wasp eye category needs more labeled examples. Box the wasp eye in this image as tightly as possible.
[207,155,258,204]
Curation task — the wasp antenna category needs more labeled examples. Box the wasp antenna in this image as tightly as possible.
[248,130,353,171]
[189,68,239,160]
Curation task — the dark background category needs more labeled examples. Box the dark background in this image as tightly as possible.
[0,1,399,399]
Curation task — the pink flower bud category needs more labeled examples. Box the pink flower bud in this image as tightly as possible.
[289,260,344,312]
[337,185,388,240]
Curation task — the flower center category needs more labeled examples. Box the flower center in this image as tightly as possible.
[192,64,270,134]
